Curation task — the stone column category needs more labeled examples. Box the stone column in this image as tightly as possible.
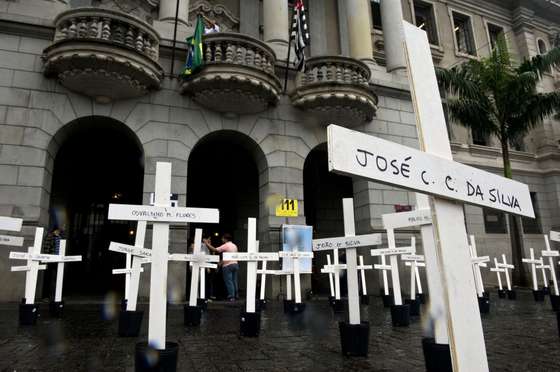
[309,0,327,56]
[263,0,290,60]
[159,0,189,25]
[380,0,406,72]
[346,0,375,64]
[240,0,259,38]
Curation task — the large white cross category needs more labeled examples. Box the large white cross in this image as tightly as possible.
[313,198,382,325]
[401,237,425,300]
[223,218,279,313]
[9,227,46,304]
[536,259,550,291]
[357,255,372,296]
[490,258,506,291]
[40,240,82,302]
[542,234,559,296]
[370,232,414,306]
[522,248,541,291]
[321,254,346,299]
[469,235,490,298]
[108,162,219,350]
[496,254,514,291]
[168,229,219,307]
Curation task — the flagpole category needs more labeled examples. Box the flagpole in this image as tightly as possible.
[283,38,293,94]
[170,0,181,77]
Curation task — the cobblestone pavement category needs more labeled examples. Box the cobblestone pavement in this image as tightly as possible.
[0,290,558,371]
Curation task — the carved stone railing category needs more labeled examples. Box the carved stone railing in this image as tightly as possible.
[181,32,281,114]
[291,56,377,126]
[43,8,163,102]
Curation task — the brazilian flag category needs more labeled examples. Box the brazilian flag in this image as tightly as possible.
[182,15,204,76]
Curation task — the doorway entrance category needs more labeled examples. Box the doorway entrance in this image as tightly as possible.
[47,117,144,296]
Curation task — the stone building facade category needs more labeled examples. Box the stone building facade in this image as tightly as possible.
[0,0,559,301]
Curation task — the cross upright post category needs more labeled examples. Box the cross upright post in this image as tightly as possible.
[523,248,544,302]
[490,257,506,298]
[357,255,373,305]
[542,234,559,310]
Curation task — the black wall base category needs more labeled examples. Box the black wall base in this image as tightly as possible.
[507,290,516,300]
[360,294,370,306]
[390,304,410,327]
[478,296,490,314]
[533,289,545,302]
[240,311,261,337]
[135,341,178,372]
[49,301,64,318]
[332,299,345,313]
[550,294,560,312]
[339,321,370,357]
[184,305,202,326]
[405,298,421,316]
[196,298,208,312]
[119,310,144,337]
[498,289,506,299]
[381,294,394,308]
[422,337,452,372]
[19,303,39,326]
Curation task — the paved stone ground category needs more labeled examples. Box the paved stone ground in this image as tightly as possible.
[0,290,558,371]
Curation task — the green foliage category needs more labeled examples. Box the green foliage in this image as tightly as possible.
[437,35,560,149]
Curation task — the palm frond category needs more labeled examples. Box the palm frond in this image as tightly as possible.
[447,97,499,135]
[508,91,560,138]
[518,47,560,76]
[436,63,484,100]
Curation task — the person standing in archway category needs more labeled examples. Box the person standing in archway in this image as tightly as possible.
[205,233,238,302]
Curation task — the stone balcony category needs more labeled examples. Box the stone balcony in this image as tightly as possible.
[291,56,378,127]
[181,32,282,115]
[43,8,163,103]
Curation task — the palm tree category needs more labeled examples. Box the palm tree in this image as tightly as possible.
[437,37,560,285]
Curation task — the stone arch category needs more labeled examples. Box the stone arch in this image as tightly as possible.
[44,115,145,295]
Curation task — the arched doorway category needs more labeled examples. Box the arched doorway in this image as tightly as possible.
[304,144,353,295]
[187,131,262,299]
[46,117,144,297]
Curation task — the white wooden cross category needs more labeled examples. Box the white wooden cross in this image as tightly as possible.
[39,240,82,302]
[370,233,414,306]
[490,258,506,291]
[522,248,541,291]
[9,228,46,304]
[496,254,514,291]
[0,216,24,247]
[278,248,313,305]
[374,254,391,296]
[223,218,279,313]
[357,255,372,297]
[401,237,425,300]
[197,239,219,302]
[469,235,490,298]
[108,162,219,350]
[313,198,382,325]
[257,247,276,302]
[542,234,559,296]
[536,258,550,291]
[320,254,347,299]
[168,229,219,308]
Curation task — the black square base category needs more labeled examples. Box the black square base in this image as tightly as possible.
[422,337,452,372]
[533,289,545,302]
[390,304,410,327]
[283,299,294,313]
[360,294,370,306]
[507,290,516,300]
[339,321,370,357]
[184,305,202,327]
[196,298,208,311]
[498,289,506,299]
[121,299,128,312]
[542,286,551,295]
[240,311,261,337]
[405,298,421,316]
[381,294,394,308]
[332,299,345,313]
[119,310,144,337]
[49,301,64,318]
[135,341,178,372]
[416,293,426,304]
[550,294,560,312]
[289,302,306,314]
[482,291,490,299]
[256,298,267,311]
[478,296,490,314]
[557,311,560,337]
[19,303,39,326]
